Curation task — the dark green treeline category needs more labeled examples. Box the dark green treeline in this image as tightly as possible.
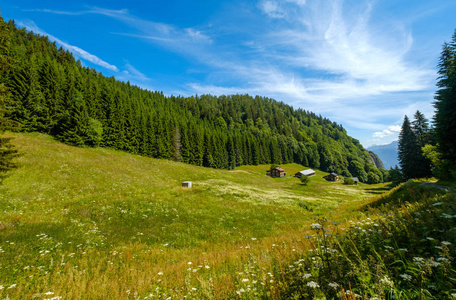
[0,18,381,181]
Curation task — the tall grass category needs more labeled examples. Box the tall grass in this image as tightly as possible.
[1,133,398,299]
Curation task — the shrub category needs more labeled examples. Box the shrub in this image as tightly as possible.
[343,177,354,185]
[300,175,310,186]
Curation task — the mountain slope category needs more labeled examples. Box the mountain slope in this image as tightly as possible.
[368,141,399,169]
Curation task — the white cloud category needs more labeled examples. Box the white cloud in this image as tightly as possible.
[373,125,402,138]
[16,20,119,72]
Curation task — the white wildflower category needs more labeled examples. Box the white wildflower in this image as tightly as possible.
[311,223,323,230]
[307,281,320,288]
[400,273,412,281]
[328,282,339,289]
[441,241,452,246]
[302,273,312,279]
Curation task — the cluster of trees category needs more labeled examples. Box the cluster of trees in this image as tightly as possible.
[0,16,385,182]
[397,111,433,180]
[431,30,456,180]
[397,30,456,182]
[0,13,18,183]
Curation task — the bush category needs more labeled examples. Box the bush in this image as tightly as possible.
[343,177,354,185]
[300,175,310,186]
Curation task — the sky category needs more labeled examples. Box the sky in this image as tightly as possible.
[1,0,455,147]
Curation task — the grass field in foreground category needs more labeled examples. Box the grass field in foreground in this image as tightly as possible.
[0,133,390,299]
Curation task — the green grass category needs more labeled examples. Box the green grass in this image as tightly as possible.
[0,133,391,299]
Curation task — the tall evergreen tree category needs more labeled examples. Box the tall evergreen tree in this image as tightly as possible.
[411,110,430,147]
[434,31,456,164]
[398,115,423,179]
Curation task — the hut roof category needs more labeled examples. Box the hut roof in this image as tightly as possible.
[298,169,315,176]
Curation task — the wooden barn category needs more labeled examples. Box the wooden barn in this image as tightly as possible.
[323,172,339,181]
[268,167,286,178]
[295,169,315,178]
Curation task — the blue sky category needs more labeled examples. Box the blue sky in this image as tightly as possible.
[1,0,455,147]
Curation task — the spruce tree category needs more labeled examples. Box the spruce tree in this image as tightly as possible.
[398,115,422,179]
[434,31,456,163]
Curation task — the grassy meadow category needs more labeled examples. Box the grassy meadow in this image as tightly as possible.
[0,133,417,299]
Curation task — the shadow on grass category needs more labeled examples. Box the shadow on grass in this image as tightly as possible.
[364,185,393,195]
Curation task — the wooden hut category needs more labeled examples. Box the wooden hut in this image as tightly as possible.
[268,167,286,178]
[295,169,315,178]
[323,172,339,181]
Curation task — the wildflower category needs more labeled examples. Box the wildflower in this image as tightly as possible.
[302,273,312,279]
[311,223,323,230]
[400,274,412,281]
[426,237,435,241]
[205,265,210,269]
[242,278,249,282]
[437,257,449,262]
[0,285,3,289]
[380,276,394,287]
[158,272,163,275]
[307,281,320,288]
[188,262,192,265]
[328,282,338,289]
[8,284,16,289]
[441,241,452,246]
[192,288,197,291]
[413,257,424,263]
[44,292,54,295]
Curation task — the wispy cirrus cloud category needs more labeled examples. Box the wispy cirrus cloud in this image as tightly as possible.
[16,20,119,72]
[33,7,212,46]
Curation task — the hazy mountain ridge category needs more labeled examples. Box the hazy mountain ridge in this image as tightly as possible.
[367,141,399,169]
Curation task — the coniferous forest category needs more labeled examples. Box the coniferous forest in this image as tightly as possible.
[1,17,385,182]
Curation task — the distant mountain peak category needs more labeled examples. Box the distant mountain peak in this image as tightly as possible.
[367,141,398,169]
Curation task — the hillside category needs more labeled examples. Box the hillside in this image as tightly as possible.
[367,150,385,169]
[0,16,383,182]
[0,133,389,299]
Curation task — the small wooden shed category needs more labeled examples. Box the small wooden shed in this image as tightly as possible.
[295,169,315,178]
[323,173,339,182]
[268,167,285,178]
